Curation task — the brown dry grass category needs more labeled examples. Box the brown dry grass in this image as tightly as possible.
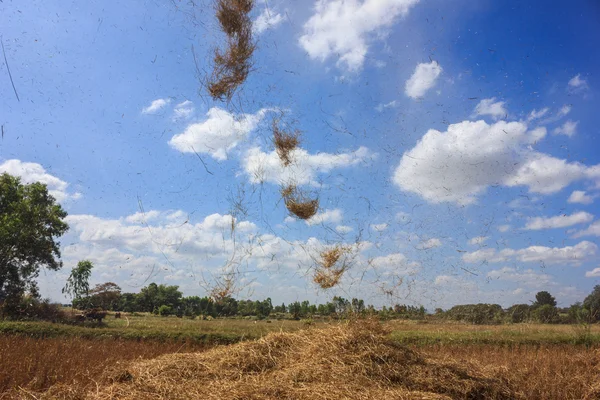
[0,335,207,399]
[281,184,319,220]
[75,321,518,400]
[422,344,600,400]
[273,121,300,167]
[208,0,255,101]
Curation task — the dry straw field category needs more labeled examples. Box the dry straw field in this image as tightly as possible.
[2,319,600,400]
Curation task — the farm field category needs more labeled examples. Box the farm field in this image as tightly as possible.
[1,316,600,399]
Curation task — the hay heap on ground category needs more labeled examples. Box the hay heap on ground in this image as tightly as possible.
[208,0,255,100]
[313,246,349,289]
[273,120,300,167]
[281,185,319,220]
[87,321,520,400]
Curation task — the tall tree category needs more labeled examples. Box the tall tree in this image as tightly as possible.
[63,260,94,303]
[0,173,69,314]
[583,285,600,321]
[533,291,557,308]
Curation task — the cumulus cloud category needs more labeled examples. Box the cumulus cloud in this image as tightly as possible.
[468,236,489,246]
[524,211,594,230]
[172,100,195,121]
[253,8,284,34]
[498,225,511,233]
[336,225,353,234]
[417,238,442,250]
[568,74,589,93]
[553,120,578,137]
[573,220,600,238]
[393,119,600,205]
[404,61,442,99]
[473,98,507,119]
[0,159,81,202]
[462,241,597,266]
[487,267,554,289]
[142,98,171,114]
[299,0,420,71]
[586,268,600,278]
[306,208,343,226]
[370,223,389,232]
[243,145,376,185]
[569,190,594,205]
[369,253,420,276]
[169,107,271,161]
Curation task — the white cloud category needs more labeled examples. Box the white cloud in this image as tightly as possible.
[299,0,420,72]
[253,7,284,34]
[568,190,594,205]
[169,107,271,161]
[473,98,507,119]
[573,220,600,238]
[375,100,398,112]
[0,159,81,203]
[336,225,353,234]
[306,208,343,226]
[468,236,489,246]
[370,253,420,276]
[462,241,597,266]
[417,238,442,249]
[393,118,600,205]
[568,74,589,93]
[243,145,376,185]
[524,211,594,230]
[142,98,171,114]
[498,225,511,233]
[172,100,195,121]
[404,61,442,99]
[487,267,554,289]
[527,108,549,122]
[370,223,389,232]
[540,105,572,125]
[586,268,600,278]
[553,120,578,137]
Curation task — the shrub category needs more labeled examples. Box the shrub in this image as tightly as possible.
[0,296,67,322]
[158,305,173,317]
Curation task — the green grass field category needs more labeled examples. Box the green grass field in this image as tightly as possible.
[2,313,600,345]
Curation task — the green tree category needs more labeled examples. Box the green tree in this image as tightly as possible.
[87,282,121,310]
[583,285,600,322]
[0,173,69,315]
[533,291,557,308]
[63,260,94,304]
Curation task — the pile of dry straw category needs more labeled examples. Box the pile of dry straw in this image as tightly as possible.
[77,321,521,400]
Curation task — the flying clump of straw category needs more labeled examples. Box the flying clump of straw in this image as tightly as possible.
[281,184,319,220]
[313,245,350,289]
[208,0,255,101]
[272,120,300,167]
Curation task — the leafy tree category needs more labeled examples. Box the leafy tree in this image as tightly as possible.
[533,304,559,323]
[506,304,531,323]
[583,285,600,322]
[534,291,557,308]
[0,173,69,315]
[88,282,121,310]
[63,260,94,304]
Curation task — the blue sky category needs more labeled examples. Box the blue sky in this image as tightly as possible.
[1,0,599,308]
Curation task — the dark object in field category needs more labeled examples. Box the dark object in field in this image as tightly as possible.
[273,120,300,167]
[208,0,255,101]
[115,312,121,319]
[84,308,107,323]
[281,185,319,220]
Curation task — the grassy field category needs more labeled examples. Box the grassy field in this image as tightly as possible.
[1,316,600,399]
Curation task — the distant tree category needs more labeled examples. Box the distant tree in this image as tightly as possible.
[88,282,121,310]
[506,304,531,323]
[533,304,559,323]
[63,260,94,305]
[583,285,600,322]
[0,173,69,316]
[533,291,557,308]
